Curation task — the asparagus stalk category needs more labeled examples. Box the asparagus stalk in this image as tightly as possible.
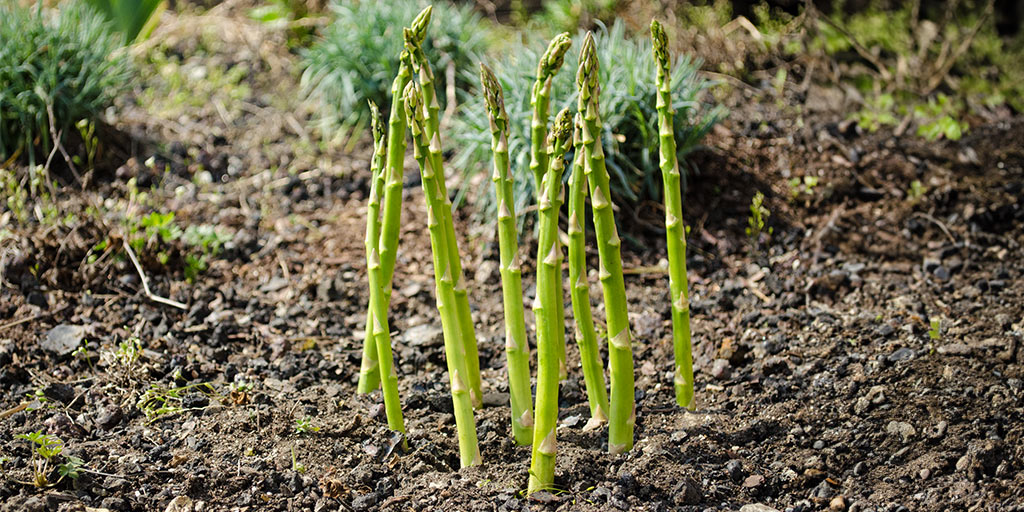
[529,33,572,195]
[568,112,610,427]
[364,102,407,444]
[651,20,695,410]
[405,10,483,408]
[358,51,414,394]
[480,63,534,446]
[528,108,573,494]
[405,81,480,467]
[577,32,635,455]
[530,34,573,382]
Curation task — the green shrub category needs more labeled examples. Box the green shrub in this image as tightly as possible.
[301,0,489,136]
[452,21,725,223]
[0,3,132,166]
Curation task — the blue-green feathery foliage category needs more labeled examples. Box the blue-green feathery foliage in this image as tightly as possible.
[0,3,132,165]
[301,0,490,136]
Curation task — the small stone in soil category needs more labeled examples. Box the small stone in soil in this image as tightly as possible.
[742,474,765,487]
[886,421,916,442]
[853,462,868,476]
[711,359,731,380]
[725,459,744,482]
[887,347,915,363]
[739,504,781,512]
[41,325,85,356]
[829,496,847,511]
[351,492,378,511]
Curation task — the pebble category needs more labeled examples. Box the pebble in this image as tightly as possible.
[725,459,744,482]
[887,347,915,363]
[830,496,847,511]
[853,461,868,476]
[711,359,731,380]
[933,266,950,281]
[886,421,916,442]
[742,474,765,487]
[813,440,826,450]
[351,492,378,511]
[740,505,781,512]
[41,324,85,355]
[937,343,972,356]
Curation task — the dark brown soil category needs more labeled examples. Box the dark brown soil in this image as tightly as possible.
[1,3,1023,512]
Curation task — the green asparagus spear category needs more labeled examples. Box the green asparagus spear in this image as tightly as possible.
[358,51,413,394]
[364,102,407,445]
[577,32,635,455]
[405,81,480,467]
[568,112,610,427]
[651,20,695,410]
[480,63,535,446]
[404,10,483,408]
[528,108,573,494]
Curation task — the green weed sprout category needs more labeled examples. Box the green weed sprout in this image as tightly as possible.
[528,108,573,494]
[577,32,635,455]
[294,416,321,435]
[568,112,610,427]
[405,80,480,467]
[480,63,535,446]
[16,431,80,488]
[651,20,695,410]
[364,101,407,445]
[746,191,772,249]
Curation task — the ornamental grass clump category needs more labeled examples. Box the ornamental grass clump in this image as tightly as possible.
[302,0,488,137]
[651,20,695,410]
[0,2,131,166]
[453,21,724,224]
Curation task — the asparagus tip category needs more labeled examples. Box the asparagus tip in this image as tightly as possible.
[651,19,671,75]
[538,32,573,81]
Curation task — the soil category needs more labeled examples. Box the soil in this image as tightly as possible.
[2,2,1023,512]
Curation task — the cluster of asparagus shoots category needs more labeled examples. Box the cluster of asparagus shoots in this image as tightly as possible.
[358,4,696,491]
[358,7,482,467]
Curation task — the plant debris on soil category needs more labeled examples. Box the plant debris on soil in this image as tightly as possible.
[2,2,1023,512]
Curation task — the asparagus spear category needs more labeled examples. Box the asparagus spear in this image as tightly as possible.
[405,81,480,467]
[480,63,535,446]
[530,34,572,382]
[404,9,483,408]
[651,20,695,410]
[529,33,572,195]
[364,102,407,445]
[577,32,635,455]
[528,108,573,494]
[358,51,414,394]
[568,112,610,427]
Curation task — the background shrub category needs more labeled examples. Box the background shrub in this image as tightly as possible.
[301,0,490,137]
[452,21,726,225]
[0,3,132,166]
